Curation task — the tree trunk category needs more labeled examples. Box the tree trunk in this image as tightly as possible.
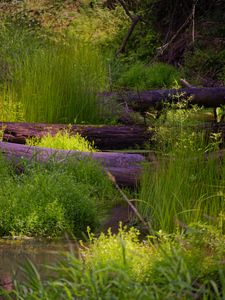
[0,142,145,187]
[1,122,152,150]
[102,87,225,112]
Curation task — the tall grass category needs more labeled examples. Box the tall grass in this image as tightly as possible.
[139,153,225,232]
[138,101,225,233]
[6,38,108,124]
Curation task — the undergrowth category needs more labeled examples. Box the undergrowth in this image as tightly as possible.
[2,225,225,299]
[138,100,225,233]
[26,130,96,152]
[117,62,181,90]
[0,154,116,237]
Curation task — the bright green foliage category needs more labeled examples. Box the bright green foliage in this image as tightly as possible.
[139,154,224,233]
[139,101,225,232]
[0,156,116,237]
[8,39,107,124]
[26,131,96,152]
[118,62,181,90]
[2,225,225,299]
[0,86,24,122]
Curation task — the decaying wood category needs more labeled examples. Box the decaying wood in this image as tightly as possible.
[0,122,152,150]
[179,78,194,88]
[116,15,141,57]
[0,142,145,187]
[116,0,141,57]
[102,87,225,112]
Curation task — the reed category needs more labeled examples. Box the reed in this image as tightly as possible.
[9,39,108,124]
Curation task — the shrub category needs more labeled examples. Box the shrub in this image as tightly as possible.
[26,131,96,152]
[0,155,116,237]
[118,62,180,90]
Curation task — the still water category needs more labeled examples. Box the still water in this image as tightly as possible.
[0,238,78,289]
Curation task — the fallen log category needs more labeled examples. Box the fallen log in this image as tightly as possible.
[102,87,225,112]
[0,122,152,150]
[0,142,145,187]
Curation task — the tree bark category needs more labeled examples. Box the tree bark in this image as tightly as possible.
[1,122,152,150]
[102,87,225,112]
[0,142,145,187]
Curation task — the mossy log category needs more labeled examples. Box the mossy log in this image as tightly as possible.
[0,122,152,150]
[102,87,225,112]
[0,142,145,187]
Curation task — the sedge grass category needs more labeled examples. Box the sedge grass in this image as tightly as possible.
[8,38,108,124]
[139,152,224,233]
[139,101,225,233]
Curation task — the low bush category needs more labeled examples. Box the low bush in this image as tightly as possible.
[26,131,96,152]
[118,62,180,90]
[184,48,225,85]
[0,155,116,237]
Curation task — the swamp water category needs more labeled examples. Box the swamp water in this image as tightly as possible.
[0,239,78,289]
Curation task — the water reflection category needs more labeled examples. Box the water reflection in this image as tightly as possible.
[0,238,78,292]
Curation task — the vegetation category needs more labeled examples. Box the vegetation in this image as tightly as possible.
[0,1,225,298]
[0,154,116,237]
[26,130,96,152]
[138,101,224,232]
[2,225,225,299]
[117,62,180,90]
[6,39,107,124]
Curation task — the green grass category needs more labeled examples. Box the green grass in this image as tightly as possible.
[138,102,225,233]
[26,130,96,152]
[8,39,107,124]
[139,153,224,233]
[0,154,116,237]
[0,19,114,124]
[117,62,181,90]
[2,225,225,299]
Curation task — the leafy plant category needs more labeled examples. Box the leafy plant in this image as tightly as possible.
[2,225,225,299]
[118,62,181,90]
[0,155,116,237]
[26,130,96,152]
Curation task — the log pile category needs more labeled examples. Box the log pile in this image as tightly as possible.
[0,142,145,187]
[1,122,152,150]
[1,86,225,188]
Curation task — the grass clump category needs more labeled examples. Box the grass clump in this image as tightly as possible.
[0,155,116,237]
[3,225,225,299]
[118,62,180,90]
[138,101,225,233]
[26,130,96,152]
[9,39,107,124]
